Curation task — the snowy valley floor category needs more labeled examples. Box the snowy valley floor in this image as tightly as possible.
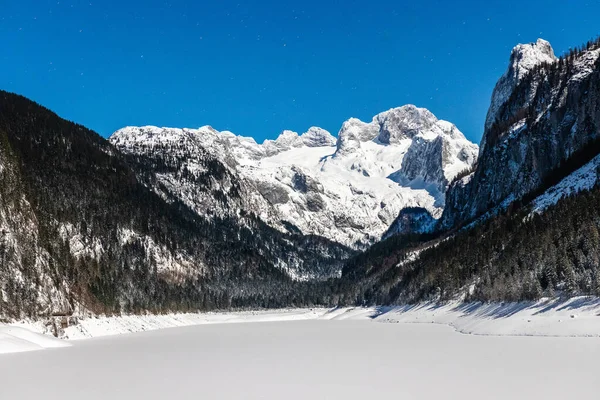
[0,297,599,399]
[7,296,600,342]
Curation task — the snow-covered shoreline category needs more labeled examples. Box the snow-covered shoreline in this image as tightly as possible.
[372,296,600,337]
[2,297,599,354]
[18,308,336,341]
[0,325,70,354]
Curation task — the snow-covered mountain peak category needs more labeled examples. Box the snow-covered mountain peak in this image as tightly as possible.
[509,39,556,80]
[274,129,301,145]
[375,105,439,144]
[111,105,477,247]
[262,130,302,156]
[482,38,558,151]
[333,106,475,168]
[334,122,358,154]
[301,127,336,147]
[197,124,218,134]
[335,105,465,153]
[260,127,336,156]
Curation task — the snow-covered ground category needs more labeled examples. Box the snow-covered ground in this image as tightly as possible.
[23,308,334,340]
[1,315,599,399]
[374,297,600,337]
[0,325,69,354]
[531,153,600,214]
[3,297,600,353]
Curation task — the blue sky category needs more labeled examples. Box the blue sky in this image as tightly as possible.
[1,0,599,144]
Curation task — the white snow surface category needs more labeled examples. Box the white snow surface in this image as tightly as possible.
[570,48,600,83]
[0,325,69,354]
[531,153,600,214]
[37,309,333,340]
[376,297,600,337]
[6,296,600,345]
[110,105,477,247]
[1,299,600,400]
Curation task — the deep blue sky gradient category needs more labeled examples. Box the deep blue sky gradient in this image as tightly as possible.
[2,0,599,143]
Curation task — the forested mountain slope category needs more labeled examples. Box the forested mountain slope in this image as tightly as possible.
[0,91,352,319]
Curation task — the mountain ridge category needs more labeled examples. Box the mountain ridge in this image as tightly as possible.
[111,104,478,248]
[0,90,354,320]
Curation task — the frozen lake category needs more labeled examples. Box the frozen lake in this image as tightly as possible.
[0,319,598,399]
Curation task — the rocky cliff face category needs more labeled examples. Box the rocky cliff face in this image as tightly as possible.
[442,39,600,229]
[382,207,437,239]
[482,39,557,150]
[112,105,478,248]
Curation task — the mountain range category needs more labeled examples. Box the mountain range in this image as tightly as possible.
[1,36,600,325]
[110,105,477,248]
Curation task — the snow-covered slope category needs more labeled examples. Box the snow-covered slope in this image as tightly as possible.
[531,154,600,214]
[8,296,600,346]
[0,325,69,354]
[111,105,478,247]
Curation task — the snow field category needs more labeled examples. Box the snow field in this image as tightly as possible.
[0,318,598,399]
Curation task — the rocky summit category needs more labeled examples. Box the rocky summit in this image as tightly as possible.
[111,105,478,248]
